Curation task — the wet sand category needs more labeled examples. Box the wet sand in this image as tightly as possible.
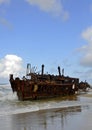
[0,93,92,130]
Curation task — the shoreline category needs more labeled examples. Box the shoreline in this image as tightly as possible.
[0,91,92,130]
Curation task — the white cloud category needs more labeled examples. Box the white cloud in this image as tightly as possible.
[0,55,24,80]
[26,0,69,20]
[0,17,12,28]
[82,27,92,42]
[78,27,92,67]
[74,69,92,84]
[0,0,11,28]
[0,0,10,5]
[90,4,92,12]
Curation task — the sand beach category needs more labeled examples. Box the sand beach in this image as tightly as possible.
[0,90,92,130]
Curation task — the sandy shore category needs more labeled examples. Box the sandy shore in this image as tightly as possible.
[0,93,92,130]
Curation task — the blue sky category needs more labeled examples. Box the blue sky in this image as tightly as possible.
[0,0,92,84]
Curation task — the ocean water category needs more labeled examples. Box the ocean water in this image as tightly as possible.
[1,85,92,130]
[0,84,92,117]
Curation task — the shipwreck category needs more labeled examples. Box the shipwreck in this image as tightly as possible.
[9,64,90,101]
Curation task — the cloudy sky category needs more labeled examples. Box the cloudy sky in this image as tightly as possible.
[0,0,92,84]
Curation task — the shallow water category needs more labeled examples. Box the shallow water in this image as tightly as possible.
[0,84,81,116]
[0,85,92,130]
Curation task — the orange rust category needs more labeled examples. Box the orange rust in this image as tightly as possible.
[9,64,90,101]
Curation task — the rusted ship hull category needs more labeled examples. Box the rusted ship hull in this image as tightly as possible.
[10,79,78,100]
[9,64,80,101]
[9,64,90,101]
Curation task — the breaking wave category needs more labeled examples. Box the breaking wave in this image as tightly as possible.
[0,84,92,116]
[0,84,17,101]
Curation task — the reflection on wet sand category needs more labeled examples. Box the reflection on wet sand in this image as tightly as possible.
[10,106,81,130]
[1,92,92,130]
